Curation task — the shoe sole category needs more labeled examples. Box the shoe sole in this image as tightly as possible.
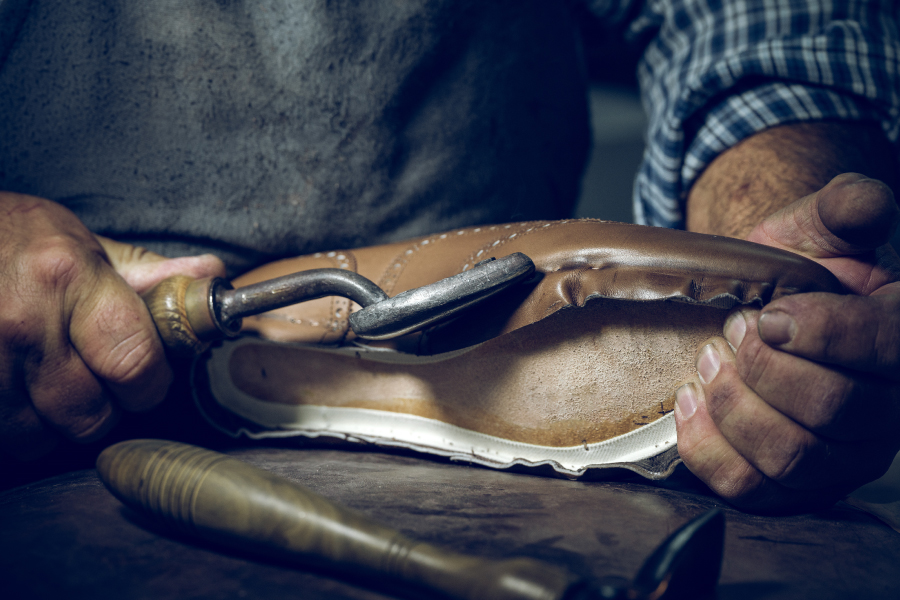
[195,296,725,478]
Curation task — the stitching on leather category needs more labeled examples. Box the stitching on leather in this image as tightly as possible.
[378,227,481,294]
[378,242,418,294]
[378,218,605,293]
[259,250,356,335]
[327,296,350,343]
[462,220,570,269]
[325,250,355,341]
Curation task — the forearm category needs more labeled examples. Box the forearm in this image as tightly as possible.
[686,122,899,239]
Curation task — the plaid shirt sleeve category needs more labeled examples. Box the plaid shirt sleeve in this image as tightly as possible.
[614,0,900,228]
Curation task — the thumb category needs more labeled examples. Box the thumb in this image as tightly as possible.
[95,235,227,294]
[746,173,898,258]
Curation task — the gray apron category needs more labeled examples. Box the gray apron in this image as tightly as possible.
[0,0,589,275]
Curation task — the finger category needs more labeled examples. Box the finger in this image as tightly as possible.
[0,198,180,455]
[96,235,226,294]
[24,340,121,443]
[755,292,900,381]
[0,285,68,457]
[690,338,893,490]
[817,175,899,250]
[747,174,900,294]
[20,234,176,414]
[0,309,103,457]
[674,371,844,512]
[747,173,898,257]
[68,263,174,412]
[0,366,59,460]
[0,222,116,456]
[724,307,900,439]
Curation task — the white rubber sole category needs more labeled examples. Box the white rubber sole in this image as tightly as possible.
[196,335,680,478]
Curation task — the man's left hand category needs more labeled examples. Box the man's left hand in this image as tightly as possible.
[676,173,900,511]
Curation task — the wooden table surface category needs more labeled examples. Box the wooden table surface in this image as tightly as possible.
[2,446,898,600]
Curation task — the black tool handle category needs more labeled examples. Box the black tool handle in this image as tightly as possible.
[97,440,579,600]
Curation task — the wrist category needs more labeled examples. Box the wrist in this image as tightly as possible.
[686,122,899,239]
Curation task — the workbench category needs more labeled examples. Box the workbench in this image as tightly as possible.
[2,446,898,599]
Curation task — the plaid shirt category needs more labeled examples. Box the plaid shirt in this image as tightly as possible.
[589,0,900,228]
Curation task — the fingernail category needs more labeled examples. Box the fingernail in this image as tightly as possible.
[697,344,720,384]
[758,311,795,345]
[724,311,747,350]
[675,384,698,419]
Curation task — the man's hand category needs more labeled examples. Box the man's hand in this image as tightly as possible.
[0,192,225,460]
[676,174,900,511]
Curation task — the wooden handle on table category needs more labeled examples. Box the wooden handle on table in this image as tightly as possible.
[141,276,224,356]
[97,440,579,600]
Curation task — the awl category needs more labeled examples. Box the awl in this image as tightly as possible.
[141,253,535,356]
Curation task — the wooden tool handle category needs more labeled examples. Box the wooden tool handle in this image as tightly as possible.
[97,440,578,600]
[141,276,225,356]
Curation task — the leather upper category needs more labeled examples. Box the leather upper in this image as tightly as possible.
[235,219,843,353]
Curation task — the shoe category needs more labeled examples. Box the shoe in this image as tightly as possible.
[192,219,841,479]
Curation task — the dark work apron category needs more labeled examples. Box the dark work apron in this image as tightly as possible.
[0,0,589,276]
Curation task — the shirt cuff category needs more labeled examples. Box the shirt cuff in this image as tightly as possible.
[632,0,900,228]
[683,82,885,195]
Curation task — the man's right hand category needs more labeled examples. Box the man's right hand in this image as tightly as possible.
[0,192,225,460]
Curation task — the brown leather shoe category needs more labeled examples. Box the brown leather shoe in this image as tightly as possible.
[192,219,841,478]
